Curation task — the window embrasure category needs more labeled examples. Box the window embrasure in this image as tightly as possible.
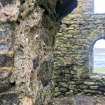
[93,39,105,74]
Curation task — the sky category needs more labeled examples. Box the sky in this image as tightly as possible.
[94,0,105,48]
[94,39,105,48]
[94,0,105,13]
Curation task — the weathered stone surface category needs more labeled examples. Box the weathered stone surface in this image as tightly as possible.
[0,0,20,22]
[53,97,74,105]
[53,0,105,100]
[53,96,105,105]
[0,0,76,105]
[3,0,105,105]
[0,94,19,105]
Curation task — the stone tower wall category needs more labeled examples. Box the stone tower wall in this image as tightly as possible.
[54,0,105,97]
[0,0,60,105]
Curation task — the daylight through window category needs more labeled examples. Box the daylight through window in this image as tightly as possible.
[93,39,105,74]
[94,0,105,14]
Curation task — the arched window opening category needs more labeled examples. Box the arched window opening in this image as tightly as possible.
[94,0,105,14]
[93,39,105,74]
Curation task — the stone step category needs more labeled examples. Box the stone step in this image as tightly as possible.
[0,51,14,57]
[0,67,15,72]
[53,96,105,105]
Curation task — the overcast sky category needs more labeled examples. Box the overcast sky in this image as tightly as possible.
[94,39,105,48]
[94,0,105,48]
[94,0,105,13]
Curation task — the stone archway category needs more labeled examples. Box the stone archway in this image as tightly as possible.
[88,36,105,74]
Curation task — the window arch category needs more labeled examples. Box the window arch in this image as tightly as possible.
[93,39,105,74]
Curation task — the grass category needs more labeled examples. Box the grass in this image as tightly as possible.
[94,67,105,74]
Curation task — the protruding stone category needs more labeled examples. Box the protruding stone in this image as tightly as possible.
[21,96,33,105]
[0,0,20,22]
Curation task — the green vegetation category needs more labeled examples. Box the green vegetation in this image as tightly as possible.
[94,67,105,74]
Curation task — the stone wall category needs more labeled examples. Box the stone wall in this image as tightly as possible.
[54,0,105,98]
[0,0,60,105]
[2,0,105,104]
[0,0,79,104]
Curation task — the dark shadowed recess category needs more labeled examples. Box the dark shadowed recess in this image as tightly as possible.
[0,94,19,105]
[56,0,78,20]
[0,55,14,67]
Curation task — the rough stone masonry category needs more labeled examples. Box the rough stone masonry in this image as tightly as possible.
[53,0,105,104]
[1,0,105,105]
[0,0,77,105]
